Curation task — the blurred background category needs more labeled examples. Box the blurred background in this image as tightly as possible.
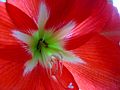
[112,0,120,13]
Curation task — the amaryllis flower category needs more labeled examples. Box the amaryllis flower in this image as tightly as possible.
[0,0,120,90]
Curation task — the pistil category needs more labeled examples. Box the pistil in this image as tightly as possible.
[37,38,48,53]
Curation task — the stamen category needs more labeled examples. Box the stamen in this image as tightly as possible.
[36,38,48,51]
[59,61,63,75]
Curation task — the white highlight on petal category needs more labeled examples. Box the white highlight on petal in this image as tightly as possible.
[38,1,49,28]
[119,41,120,46]
[0,0,6,2]
[101,31,120,44]
[68,82,74,89]
[102,31,120,36]
[23,59,38,76]
[55,21,76,39]
[62,51,86,64]
[12,30,31,44]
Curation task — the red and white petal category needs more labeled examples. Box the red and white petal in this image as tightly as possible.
[45,0,107,29]
[64,34,120,90]
[64,2,112,50]
[64,32,94,50]
[6,0,108,31]
[53,21,76,40]
[0,46,79,89]
[18,65,78,90]
[0,61,48,90]
[45,0,77,28]
[14,66,49,90]
[38,1,49,28]
[6,2,38,32]
[0,59,68,90]
[12,30,31,45]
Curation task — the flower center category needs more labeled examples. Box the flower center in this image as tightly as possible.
[12,2,85,75]
[28,29,65,70]
[37,38,48,52]
[13,26,84,75]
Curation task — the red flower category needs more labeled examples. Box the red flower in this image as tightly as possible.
[0,0,120,90]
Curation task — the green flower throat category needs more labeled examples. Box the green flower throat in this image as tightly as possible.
[30,29,65,64]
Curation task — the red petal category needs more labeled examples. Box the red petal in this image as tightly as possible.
[0,52,77,90]
[102,4,120,45]
[64,2,112,50]
[0,2,14,29]
[64,34,120,90]
[0,29,19,47]
[14,66,48,90]
[66,0,107,23]
[0,59,24,89]
[7,0,40,22]
[45,0,107,29]
[103,4,120,31]
[13,65,73,90]
[6,0,108,31]
[64,32,95,50]
[0,2,18,47]
[0,60,47,90]
[0,44,31,63]
[6,2,38,32]
[0,59,67,90]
